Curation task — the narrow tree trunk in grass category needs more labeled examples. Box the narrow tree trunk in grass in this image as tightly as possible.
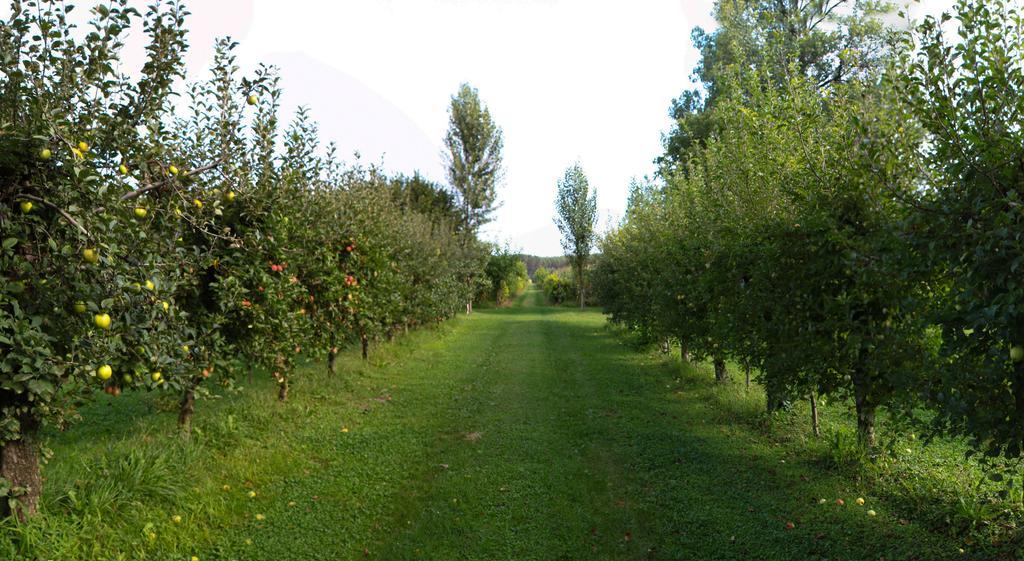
[765,379,785,413]
[851,367,876,447]
[680,342,689,364]
[278,377,289,401]
[660,338,670,354]
[178,386,196,437]
[0,415,41,521]
[361,333,369,361]
[810,392,820,437]
[713,357,729,382]
[854,395,876,447]
[327,347,338,375]
[745,363,751,389]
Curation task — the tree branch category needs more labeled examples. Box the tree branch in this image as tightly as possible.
[15,193,89,236]
[119,158,226,202]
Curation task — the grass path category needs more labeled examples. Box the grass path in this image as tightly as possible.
[17,288,966,560]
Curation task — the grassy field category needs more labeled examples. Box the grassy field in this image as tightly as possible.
[1,288,994,560]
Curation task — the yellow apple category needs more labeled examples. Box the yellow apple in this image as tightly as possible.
[151,371,162,382]
[172,515,182,523]
[247,94,257,105]
[77,141,90,153]
[19,201,33,213]
[168,165,179,175]
[162,301,170,311]
[119,164,129,175]
[134,207,148,219]
[82,248,99,264]
[193,198,203,209]
[145,279,155,291]
[94,313,111,329]
[855,497,865,505]
[224,190,236,202]
[39,148,52,160]
[97,365,112,380]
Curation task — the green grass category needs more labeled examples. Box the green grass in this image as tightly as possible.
[1,287,1005,559]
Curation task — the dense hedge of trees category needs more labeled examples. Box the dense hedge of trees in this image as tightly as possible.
[481,248,528,305]
[0,1,489,519]
[594,0,1024,458]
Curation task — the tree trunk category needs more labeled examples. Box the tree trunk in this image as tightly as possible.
[854,393,876,447]
[713,357,729,383]
[852,368,877,447]
[660,338,670,354]
[178,386,196,437]
[327,347,338,375]
[361,333,369,361]
[278,377,289,401]
[680,343,689,364]
[0,416,41,521]
[765,370,785,412]
[810,392,820,437]
[744,363,751,389]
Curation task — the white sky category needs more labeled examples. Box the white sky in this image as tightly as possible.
[6,0,960,255]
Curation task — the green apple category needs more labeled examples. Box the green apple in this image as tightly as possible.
[73,301,87,314]
[247,94,257,105]
[94,313,111,329]
[82,248,99,264]
[134,207,148,218]
[1011,345,1024,362]
[224,190,236,202]
[19,201,33,213]
[151,371,163,383]
[144,279,155,291]
[122,374,133,383]
[97,364,112,380]
[168,164,179,175]
[119,164,129,175]
[39,148,52,160]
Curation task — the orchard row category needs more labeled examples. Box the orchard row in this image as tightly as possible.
[594,0,1024,459]
[0,1,490,518]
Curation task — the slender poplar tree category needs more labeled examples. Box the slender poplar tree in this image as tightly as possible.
[554,164,598,308]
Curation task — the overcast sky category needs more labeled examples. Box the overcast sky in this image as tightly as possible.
[7,0,960,255]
